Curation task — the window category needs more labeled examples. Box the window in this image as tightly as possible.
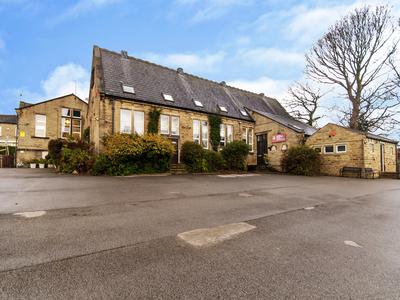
[369,143,375,153]
[193,120,200,144]
[194,100,203,107]
[227,125,233,143]
[0,126,2,136]
[162,93,174,102]
[240,110,248,116]
[220,124,226,147]
[336,144,347,153]
[201,121,208,149]
[35,114,46,137]
[122,84,135,94]
[314,147,322,153]
[61,108,82,138]
[134,111,144,135]
[324,145,334,154]
[160,115,170,134]
[270,145,277,152]
[281,144,288,151]
[171,116,179,136]
[120,109,132,134]
[242,128,253,152]
[219,105,228,112]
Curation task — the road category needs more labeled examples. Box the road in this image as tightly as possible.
[1,169,400,299]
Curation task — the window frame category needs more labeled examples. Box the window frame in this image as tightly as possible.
[171,116,180,136]
[120,109,132,134]
[133,111,145,135]
[35,114,47,138]
[201,120,208,149]
[220,124,226,147]
[193,119,200,145]
[160,114,170,135]
[336,144,347,153]
[324,145,335,154]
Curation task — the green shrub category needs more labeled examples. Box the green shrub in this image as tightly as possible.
[148,108,161,134]
[204,150,225,172]
[221,140,249,171]
[181,141,205,172]
[96,133,175,176]
[281,145,321,176]
[208,115,221,151]
[48,139,65,166]
[59,148,93,174]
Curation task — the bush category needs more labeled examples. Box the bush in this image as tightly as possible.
[95,133,175,176]
[48,139,65,166]
[181,141,206,172]
[281,145,321,176]
[204,150,225,172]
[221,141,249,171]
[59,148,93,174]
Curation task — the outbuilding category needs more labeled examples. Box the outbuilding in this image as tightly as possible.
[306,123,398,177]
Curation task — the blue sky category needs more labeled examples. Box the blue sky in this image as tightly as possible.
[0,0,398,126]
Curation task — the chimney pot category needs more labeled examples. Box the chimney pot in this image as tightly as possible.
[177,67,184,74]
[121,50,128,58]
[220,81,226,86]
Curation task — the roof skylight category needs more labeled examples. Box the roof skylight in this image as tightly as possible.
[162,93,174,102]
[219,106,228,112]
[194,100,203,107]
[240,110,248,116]
[122,84,135,94]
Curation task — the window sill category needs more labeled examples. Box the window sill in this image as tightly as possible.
[31,136,50,139]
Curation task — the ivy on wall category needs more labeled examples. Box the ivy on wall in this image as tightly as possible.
[208,114,222,151]
[148,108,161,134]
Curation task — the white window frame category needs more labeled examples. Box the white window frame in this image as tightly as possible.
[220,124,226,147]
[336,144,347,153]
[0,126,2,136]
[171,116,180,136]
[35,114,46,138]
[160,114,170,135]
[227,125,233,143]
[324,145,335,154]
[201,120,208,149]
[193,120,200,145]
[248,128,254,152]
[120,109,132,134]
[313,146,322,153]
[134,111,144,135]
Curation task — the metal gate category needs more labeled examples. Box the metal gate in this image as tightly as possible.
[0,155,15,168]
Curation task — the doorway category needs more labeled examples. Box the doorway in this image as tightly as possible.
[170,137,179,164]
[256,134,268,168]
[380,144,385,172]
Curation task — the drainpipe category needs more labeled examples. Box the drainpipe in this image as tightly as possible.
[111,100,115,134]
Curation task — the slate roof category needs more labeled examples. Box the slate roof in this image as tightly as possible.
[252,109,317,136]
[0,115,17,124]
[16,94,86,110]
[329,123,398,144]
[96,46,289,121]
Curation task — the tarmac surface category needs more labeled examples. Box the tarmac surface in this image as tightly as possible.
[1,169,400,299]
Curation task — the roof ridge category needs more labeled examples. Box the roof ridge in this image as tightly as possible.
[97,46,278,102]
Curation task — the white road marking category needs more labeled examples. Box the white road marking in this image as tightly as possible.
[344,240,363,248]
[304,206,315,210]
[218,174,260,178]
[238,193,253,197]
[177,222,256,247]
[14,211,47,218]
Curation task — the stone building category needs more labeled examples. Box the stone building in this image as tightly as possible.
[0,115,17,147]
[87,46,310,167]
[16,94,87,164]
[306,123,398,176]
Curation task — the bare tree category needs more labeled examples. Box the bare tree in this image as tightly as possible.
[305,6,400,132]
[286,82,324,126]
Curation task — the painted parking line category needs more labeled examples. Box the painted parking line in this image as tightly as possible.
[13,211,47,218]
[218,174,260,178]
[177,222,256,247]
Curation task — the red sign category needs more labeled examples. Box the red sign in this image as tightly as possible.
[272,133,287,143]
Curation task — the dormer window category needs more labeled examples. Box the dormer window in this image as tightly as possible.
[162,93,174,102]
[194,100,203,107]
[240,110,248,116]
[122,84,135,94]
[219,106,228,112]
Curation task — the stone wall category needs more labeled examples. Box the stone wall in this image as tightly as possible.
[91,97,257,165]
[16,94,88,164]
[0,123,17,146]
[251,112,305,171]
[363,139,397,173]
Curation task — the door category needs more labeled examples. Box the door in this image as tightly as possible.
[380,144,385,172]
[170,137,179,164]
[256,134,267,167]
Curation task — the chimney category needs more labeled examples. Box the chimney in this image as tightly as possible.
[259,93,265,97]
[121,50,128,58]
[220,81,226,87]
[177,67,184,74]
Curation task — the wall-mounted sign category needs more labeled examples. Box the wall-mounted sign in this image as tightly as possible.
[19,131,25,137]
[272,133,286,143]
[329,130,336,137]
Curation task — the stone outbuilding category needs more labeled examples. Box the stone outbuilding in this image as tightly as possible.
[306,123,398,177]
[0,115,17,147]
[15,94,87,165]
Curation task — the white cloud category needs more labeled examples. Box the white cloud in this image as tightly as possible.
[143,51,225,74]
[236,47,304,68]
[176,0,254,23]
[41,63,90,100]
[228,76,291,100]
